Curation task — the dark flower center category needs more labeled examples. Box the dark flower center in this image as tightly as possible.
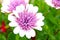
[16,12,38,31]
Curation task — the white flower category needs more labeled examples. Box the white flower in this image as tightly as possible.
[8,4,44,39]
[1,0,29,13]
[45,0,60,9]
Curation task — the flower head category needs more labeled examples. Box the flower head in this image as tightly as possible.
[8,4,44,39]
[45,0,60,9]
[1,0,29,13]
[0,21,6,32]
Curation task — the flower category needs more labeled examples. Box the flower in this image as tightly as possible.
[0,21,6,32]
[1,0,29,13]
[8,4,44,39]
[45,0,60,9]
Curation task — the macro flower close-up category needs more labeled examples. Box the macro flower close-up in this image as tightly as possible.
[45,0,60,9]
[0,0,60,40]
[8,4,44,39]
[1,0,29,13]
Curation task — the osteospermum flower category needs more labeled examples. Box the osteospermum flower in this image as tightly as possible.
[8,4,44,39]
[1,0,29,13]
[45,0,60,9]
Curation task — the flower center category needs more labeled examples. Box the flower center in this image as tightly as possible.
[52,0,60,7]
[16,12,38,31]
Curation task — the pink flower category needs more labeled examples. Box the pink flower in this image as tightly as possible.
[45,0,60,9]
[8,4,44,39]
[1,0,29,13]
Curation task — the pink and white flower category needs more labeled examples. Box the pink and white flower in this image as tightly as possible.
[1,0,29,13]
[8,4,44,39]
[45,0,60,9]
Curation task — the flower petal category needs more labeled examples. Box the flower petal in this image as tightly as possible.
[36,13,44,21]
[36,20,44,27]
[26,4,33,12]
[16,4,25,13]
[1,0,11,13]
[27,4,38,13]
[2,0,10,5]
[26,29,35,39]
[19,29,26,37]
[56,7,60,9]
[33,6,38,13]
[13,27,20,34]
[45,0,54,7]
[1,6,9,13]
[12,10,19,18]
[8,14,16,21]
[9,21,18,27]
[34,26,42,31]
[24,0,29,4]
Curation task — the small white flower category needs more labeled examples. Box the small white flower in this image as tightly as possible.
[45,0,60,9]
[8,4,44,39]
[1,0,29,13]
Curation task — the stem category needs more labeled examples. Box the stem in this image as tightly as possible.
[31,37,36,40]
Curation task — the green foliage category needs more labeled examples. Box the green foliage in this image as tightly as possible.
[30,0,60,40]
[0,34,6,40]
[8,32,16,40]
[16,35,28,40]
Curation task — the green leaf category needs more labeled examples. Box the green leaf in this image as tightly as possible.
[16,34,28,40]
[0,34,6,40]
[8,32,16,40]
[55,31,60,40]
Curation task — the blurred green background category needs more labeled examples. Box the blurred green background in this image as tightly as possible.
[0,0,60,40]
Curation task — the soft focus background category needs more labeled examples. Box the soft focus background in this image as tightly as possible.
[0,0,60,40]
